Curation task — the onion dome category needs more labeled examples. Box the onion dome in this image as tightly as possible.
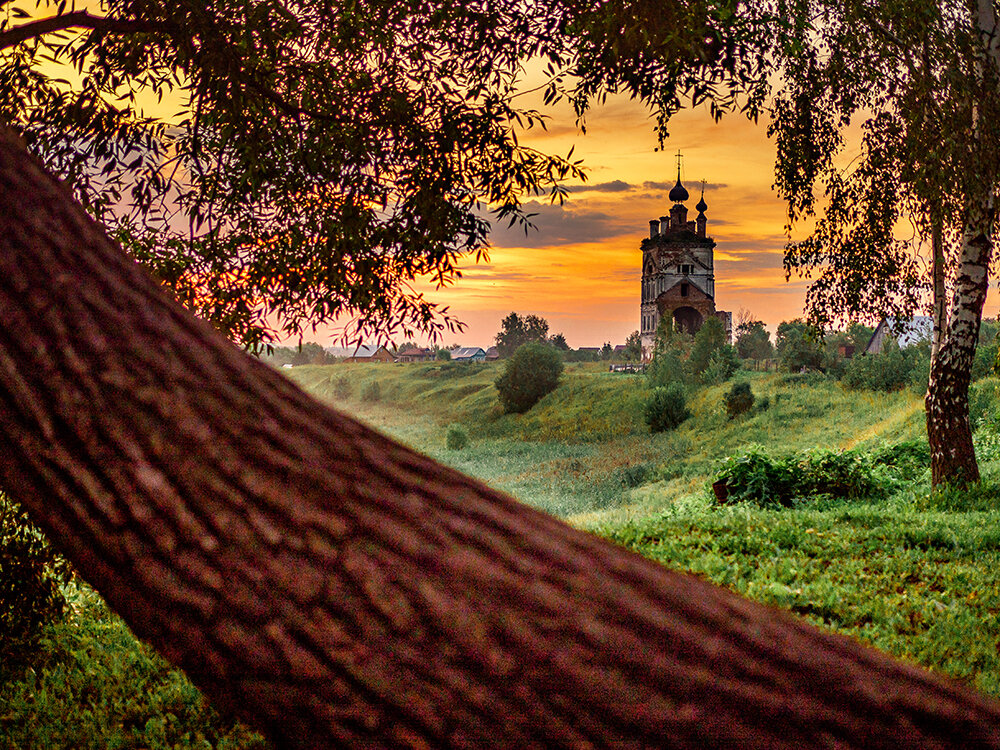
[696,194,708,213]
[669,179,689,203]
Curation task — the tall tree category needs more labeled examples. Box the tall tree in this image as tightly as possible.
[494,312,550,357]
[735,319,774,361]
[764,0,1000,485]
[0,0,759,352]
[3,126,1000,749]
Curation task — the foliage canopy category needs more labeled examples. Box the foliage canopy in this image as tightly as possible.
[495,312,550,358]
[0,0,762,350]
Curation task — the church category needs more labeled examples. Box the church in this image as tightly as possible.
[639,157,731,359]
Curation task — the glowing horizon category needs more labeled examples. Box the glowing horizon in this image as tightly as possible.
[395,96,999,350]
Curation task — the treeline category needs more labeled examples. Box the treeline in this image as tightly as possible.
[495,312,643,361]
[641,314,1000,436]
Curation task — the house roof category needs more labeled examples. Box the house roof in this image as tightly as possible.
[867,317,933,353]
[350,344,389,358]
[398,347,431,357]
[451,347,485,359]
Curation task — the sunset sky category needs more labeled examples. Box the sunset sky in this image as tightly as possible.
[18,0,996,350]
[398,95,1000,350]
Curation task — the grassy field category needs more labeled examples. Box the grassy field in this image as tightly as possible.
[287,361,932,523]
[289,361,1000,698]
[3,360,999,747]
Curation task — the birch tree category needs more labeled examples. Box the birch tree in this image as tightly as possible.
[765,0,1000,485]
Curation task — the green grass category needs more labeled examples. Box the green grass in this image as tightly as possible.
[288,363,927,521]
[287,361,1000,697]
[598,489,1000,696]
[3,360,997,746]
[0,584,267,750]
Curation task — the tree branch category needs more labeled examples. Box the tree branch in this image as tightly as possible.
[0,11,166,51]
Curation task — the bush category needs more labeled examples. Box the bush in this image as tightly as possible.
[1,495,72,672]
[644,385,690,433]
[446,424,469,450]
[647,349,686,388]
[361,380,381,403]
[841,341,929,392]
[973,339,1000,381]
[689,317,728,376]
[970,378,1000,429]
[724,382,755,419]
[714,445,897,507]
[871,439,931,480]
[494,342,563,413]
[332,375,351,400]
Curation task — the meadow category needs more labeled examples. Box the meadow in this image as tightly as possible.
[3,359,999,748]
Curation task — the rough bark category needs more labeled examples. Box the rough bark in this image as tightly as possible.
[927,209,992,486]
[3,137,1000,748]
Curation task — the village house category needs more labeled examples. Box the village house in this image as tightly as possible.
[397,347,434,363]
[865,317,933,355]
[450,347,486,362]
[345,344,395,363]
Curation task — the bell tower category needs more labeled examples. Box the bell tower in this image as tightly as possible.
[639,154,730,359]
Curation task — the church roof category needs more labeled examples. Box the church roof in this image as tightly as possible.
[669,179,689,203]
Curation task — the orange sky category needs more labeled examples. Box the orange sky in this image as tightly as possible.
[17,5,994,350]
[391,96,999,350]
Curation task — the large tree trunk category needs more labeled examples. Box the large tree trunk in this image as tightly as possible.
[926,216,991,486]
[3,137,1000,748]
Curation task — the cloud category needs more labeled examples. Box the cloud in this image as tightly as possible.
[642,181,728,191]
[486,201,634,248]
[564,180,634,193]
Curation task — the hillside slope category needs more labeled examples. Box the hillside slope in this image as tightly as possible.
[287,362,928,520]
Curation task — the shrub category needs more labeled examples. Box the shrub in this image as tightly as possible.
[724,381,755,419]
[494,342,563,413]
[361,380,381,403]
[970,378,1000,429]
[972,339,1000,381]
[332,375,351,400]
[714,445,896,507]
[841,340,929,392]
[689,317,728,376]
[436,348,451,361]
[1,495,72,672]
[775,319,825,372]
[644,385,690,433]
[446,424,469,450]
[871,439,931,480]
[974,423,1000,463]
[609,463,652,489]
[647,349,686,388]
